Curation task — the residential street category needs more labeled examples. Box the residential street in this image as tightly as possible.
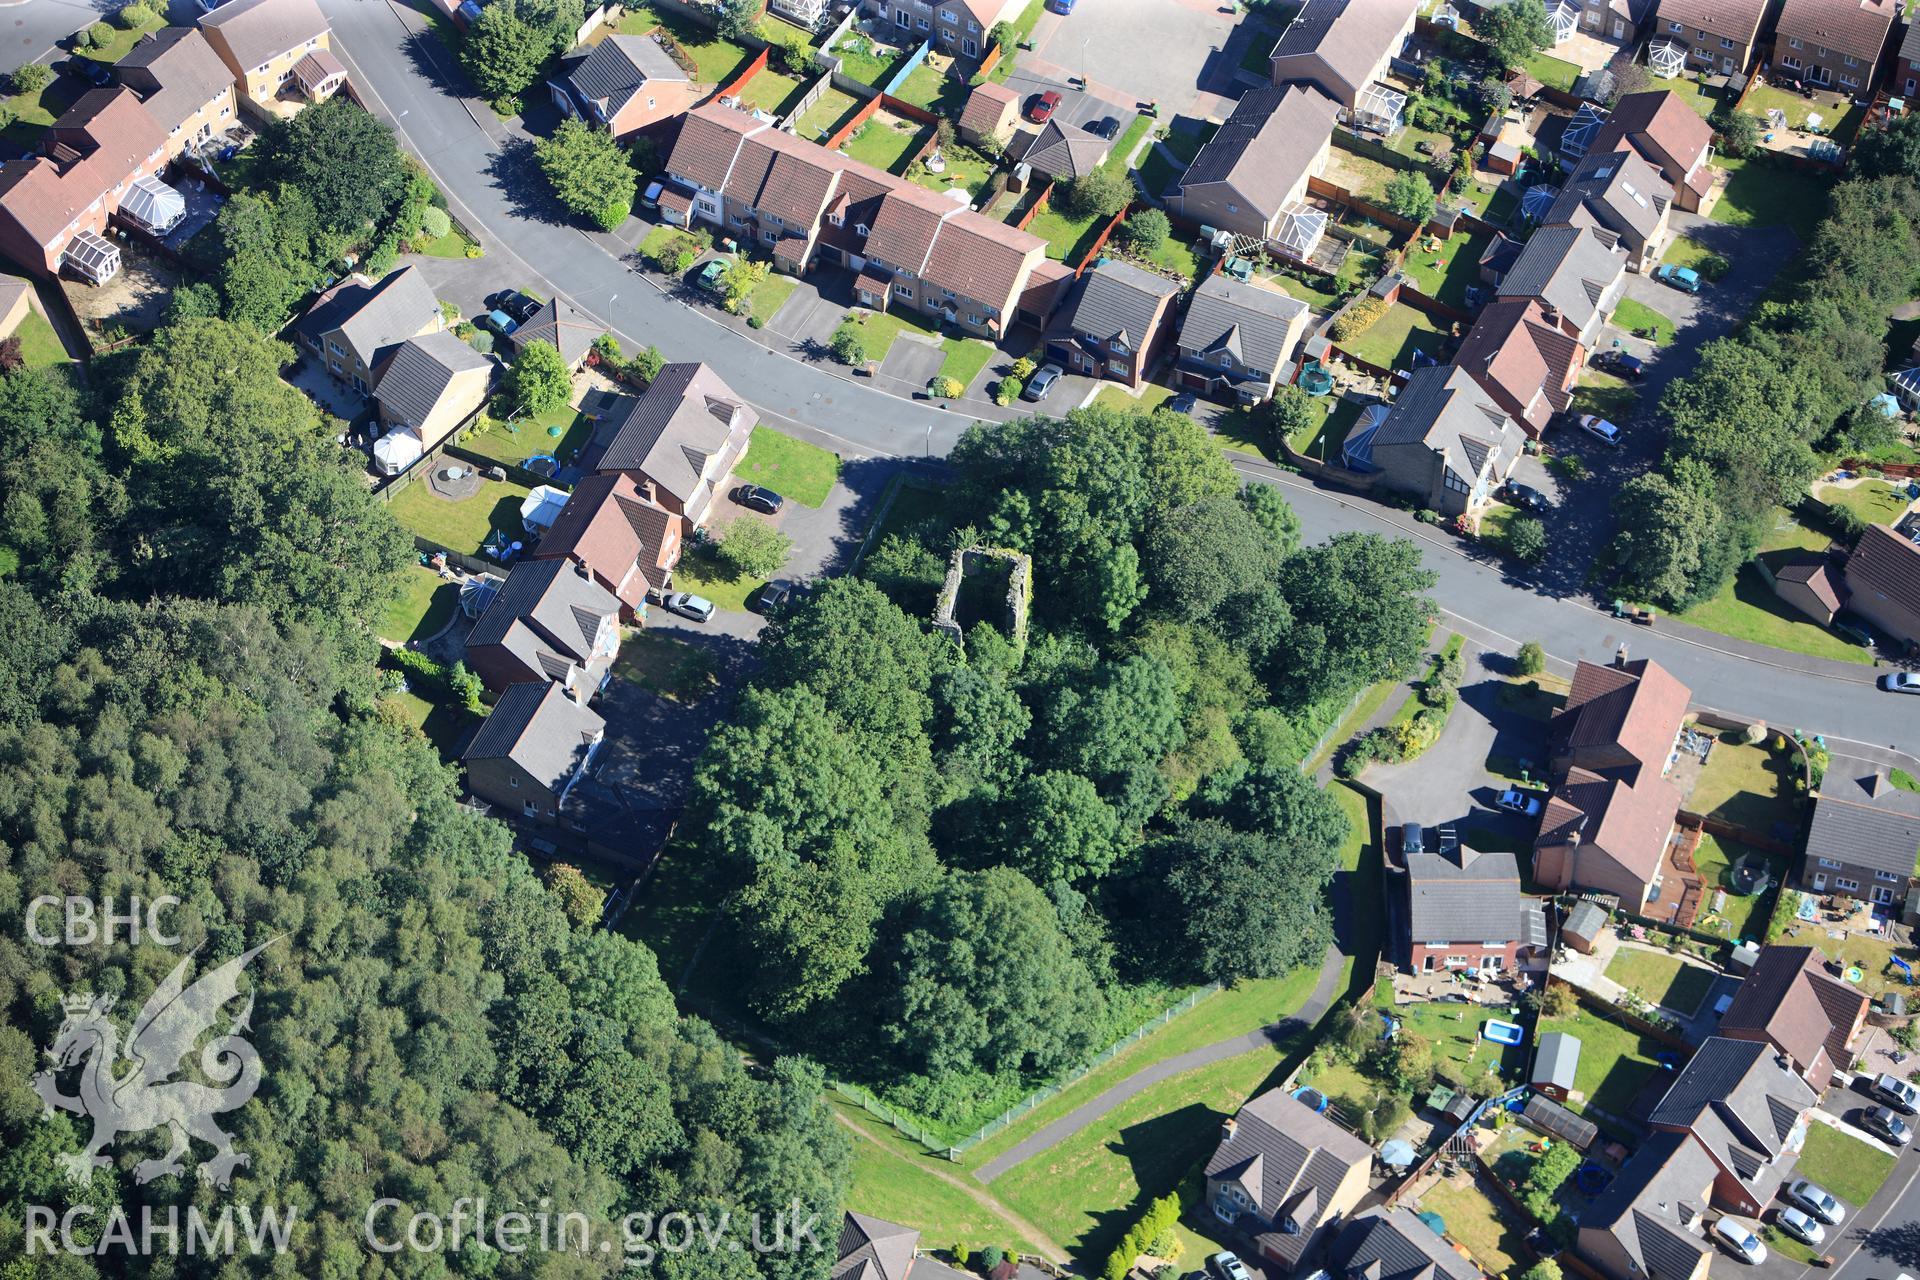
[317,0,1920,759]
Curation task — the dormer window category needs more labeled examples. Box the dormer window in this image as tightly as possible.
[856,222,870,236]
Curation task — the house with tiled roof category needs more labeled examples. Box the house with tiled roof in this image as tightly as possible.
[508,296,601,371]
[1895,10,1920,97]
[529,472,682,617]
[294,264,445,396]
[466,557,622,699]
[578,361,753,531]
[1648,1037,1817,1217]
[1544,146,1674,271]
[1649,0,1769,78]
[1021,118,1110,183]
[833,1212,918,1280]
[1591,91,1716,212]
[1266,0,1419,109]
[197,0,340,114]
[1800,752,1920,913]
[1324,1208,1481,1280]
[0,87,169,281]
[1399,843,1547,974]
[664,103,1050,336]
[1844,522,1920,645]
[371,328,493,452]
[548,34,694,142]
[1168,83,1339,242]
[1173,272,1309,404]
[1772,555,1845,627]
[1773,0,1898,94]
[1044,259,1180,389]
[462,680,605,823]
[1453,298,1582,439]
[874,0,1004,59]
[1344,364,1522,517]
[1533,656,1689,912]
[1495,224,1628,346]
[1205,1090,1373,1273]
[1719,944,1868,1089]
[116,27,237,161]
[1577,1130,1717,1280]
[959,81,1020,149]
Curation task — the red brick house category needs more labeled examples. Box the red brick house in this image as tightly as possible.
[1044,259,1180,390]
[1718,944,1869,1089]
[1402,844,1547,975]
[1647,1037,1817,1218]
[0,88,168,281]
[1452,297,1582,439]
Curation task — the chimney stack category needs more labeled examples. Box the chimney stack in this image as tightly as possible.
[1221,1117,1238,1143]
[1615,643,1630,668]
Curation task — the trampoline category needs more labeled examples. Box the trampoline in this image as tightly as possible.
[1573,1163,1613,1196]
[524,453,560,478]
[1299,359,1335,396]
[1481,1019,1524,1045]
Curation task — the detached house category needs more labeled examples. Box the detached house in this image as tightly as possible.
[1843,522,1920,646]
[1495,224,1628,347]
[1772,0,1898,93]
[549,35,694,142]
[1590,90,1716,213]
[1044,259,1180,389]
[1267,0,1418,110]
[1719,944,1869,1089]
[1800,752,1920,911]
[529,472,682,618]
[1173,273,1309,404]
[197,0,342,115]
[1577,1130,1718,1280]
[1545,146,1673,271]
[579,361,754,531]
[294,264,444,396]
[1168,83,1339,244]
[466,557,623,699]
[1648,1037,1816,1218]
[0,87,168,281]
[1326,1210,1481,1280]
[116,27,237,161]
[1399,843,1547,974]
[1205,1090,1373,1273]
[1452,298,1582,439]
[1648,0,1769,81]
[371,328,494,455]
[1533,656,1689,913]
[1342,364,1522,517]
[461,680,605,824]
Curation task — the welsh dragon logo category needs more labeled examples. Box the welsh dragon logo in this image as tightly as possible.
[32,939,277,1189]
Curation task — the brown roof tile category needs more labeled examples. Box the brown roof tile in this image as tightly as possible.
[1592,91,1715,199]
[1845,523,1920,621]
[197,0,330,72]
[0,87,167,247]
[1653,0,1768,44]
[959,81,1017,136]
[1454,298,1580,434]
[1775,0,1898,61]
[531,472,681,598]
[1555,657,1691,781]
[1721,945,1864,1077]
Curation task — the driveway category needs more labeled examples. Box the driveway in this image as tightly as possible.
[878,334,945,386]
[1022,0,1252,119]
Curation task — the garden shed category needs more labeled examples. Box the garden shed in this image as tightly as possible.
[1531,1031,1581,1099]
[1563,900,1609,954]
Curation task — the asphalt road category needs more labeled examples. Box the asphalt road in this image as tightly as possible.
[318,0,1920,756]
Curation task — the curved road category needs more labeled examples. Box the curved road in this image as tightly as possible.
[320,0,1918,755]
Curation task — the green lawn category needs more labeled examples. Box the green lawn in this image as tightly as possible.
[892,60,971,117]
[0,76,80,151]
[1483,185,1519,227]
[1612,297,1675,344]
[1686,737,1804,838]
[841,306,996,386]
[911,145,997,207]
[1666,506,1872,666]
[611,628,720,703]
[829,32,910,87]
[1536,1008,1669,1120]
[378,687,471,759]
[650,13,755,83]
[1739,82,1867,142]
[1092,382,1179,415]
[1690,834,1786,944]
[1338,302,1447,370]
[1135,145,1180,201]
[738,425,840,507]
[1377,1000,1528,1090]
[1519,49,1581,92]
[377,565,460,645]
[1163,122,1216,166]
[1819,479,1912,527]
[1603,948,1718,1016]
[1104,114,1153,176]
[797,86,863,142]
[1663,75,1726,120]
[463,403,594,468]
[1708,157,1832,244]
[416,222,481,258]
[1401,231,1490,309]
[1025,202,1106,264]
[1267,270,1342,310]
[1660,233,1730,281]
[736,65,806,116]
[1797,1122,1897,1206]
[842,112,931,174]
[1419,1178,1528,1276]
[985,0,1045,82]
[840,1106,1044,1257]
[744,272,798,327]
[1136,235,1201,280]
[1290,397,1365,464]
[670,543,762,613]
[13,309,68,367]
[637,223,680,260]
[76,10,165,65]
[388,473,537,557]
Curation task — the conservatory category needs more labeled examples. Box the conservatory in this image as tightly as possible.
[121,174,187,235]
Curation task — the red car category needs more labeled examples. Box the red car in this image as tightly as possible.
[1026,90,1062,124]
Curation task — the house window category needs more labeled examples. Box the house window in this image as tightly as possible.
[1879,870,1903,882]
[1667,18,1680,31]
[917,16,930,28]
[1217,352,1231,367]
[939,7,956,21]
[829,212,844,226]
[896,9,911,26]
[522,800,539,817]
[856,223,870,236]
[508,776,520,788]
[763,230,777,242]
[1225,202,1238,213]
[964,36,977,55]
[1840,74,1859,89]
[968,18,978,30]
[1720,36,1733,49]
[1788,37,1802,49]
[1836,877,1862,892]
[1482,955,1503,971]
[1819,857,1843,868]
[1783,55,1802,71]
[1875,886,1898,905]
[1845,54,1860,67]
[942,287,955,298]
[968,312,981,325]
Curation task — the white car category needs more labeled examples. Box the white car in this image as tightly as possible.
[1786,1178,1844,1226]
[662,592,716,622]
[1880,672,1920,695]
[1712,1216,1767,1264]
[1495,789,1542,817]
[1874,1072,1920,1113]
[1576,414,1624,447]
[1775,1207,1824,1247]
[1207,1253,1251,1280]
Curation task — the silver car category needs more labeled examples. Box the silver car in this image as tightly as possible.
[1880,672,1920,695]
[1576,414,1623,447]
[1712,1216,1767,1264]
[1776,1207,1824,1247]
[662,591,715,622]
[1786,1178,1844,1226]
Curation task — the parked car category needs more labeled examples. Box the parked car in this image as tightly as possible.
[1591,349,1644,380]
[1495,789,1543,817]
[751,580,794,614]
[641,179,665,210]
[1879,672,1920,694]
[1711,1216,1767,1265]
[1027,90,1063,124]
[1653,263,1703,294]
[1021,363,1063,401]
[733,484,784,515]
[1785,1179,1845,1226]
[1873,1072,1920,1113]
[1862,1105,1912,1145]
[1399,823,1424,855]
[662,592,715,622]
[1206,1253,1251,1280]
[1498,482,1549,514]
[1775,1207,1824,1248]
[58,58,113,88]
[1088,115,1120,138]
[695,258,730,296]
[1168,392,1198,415]
[489,290,541,323]
[1576,414,1623,448]
[479,309,519,338]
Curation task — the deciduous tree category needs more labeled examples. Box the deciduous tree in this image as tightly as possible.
[535,116,639,231]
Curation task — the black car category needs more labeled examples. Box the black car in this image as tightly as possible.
[489,290,541,324]
[1168,392,1198,415]
[59,58,113,88]
[1592,349,1644,381]
[1088,115,1120,138]
[752,580,795,614]
[1499,482,1550,514]
[733,484,784,515]
[1862,1105,1913,1146]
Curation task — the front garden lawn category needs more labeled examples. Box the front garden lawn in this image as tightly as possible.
[738,425,840,507]
[1797,1122,1897,1206]
[417,221,481,258]
[670,543,761,613]
[1338,302,1448,370]
[1613,298,1674,344]
[1686,736,1805,839]
[387,474,536,557]
[77,9,165,65]
[840,307,995,386]
[1163,121,1217,165]
[1092,383,1178,415]
[1536,1007,1668,1119]
[1289,397,1365,464]
[1662,505,1870,666]
[1661,233,1730,281]
[1603,948,1718,1016]
[0,76,80,151]
[14,309,69,367]
[1401,231,1489,309]
[842,112,931,174]
[1135,145,1181,200]
[1569,369,1634,420]
[1104,115,1153,174]
[612,629,719,703]
[744,272,797,327]
[378,565,460,646]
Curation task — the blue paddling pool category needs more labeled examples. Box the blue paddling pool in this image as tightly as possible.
[1481,1019,1524,1045]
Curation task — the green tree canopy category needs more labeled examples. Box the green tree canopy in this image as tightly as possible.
[1149,817,1335,981]
[1270,532,1437,708]
[536,116,640,231]
[1479,0,1554,68]
[462,1,551,102]
[254,96,409,235]
[507,337,573,414]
